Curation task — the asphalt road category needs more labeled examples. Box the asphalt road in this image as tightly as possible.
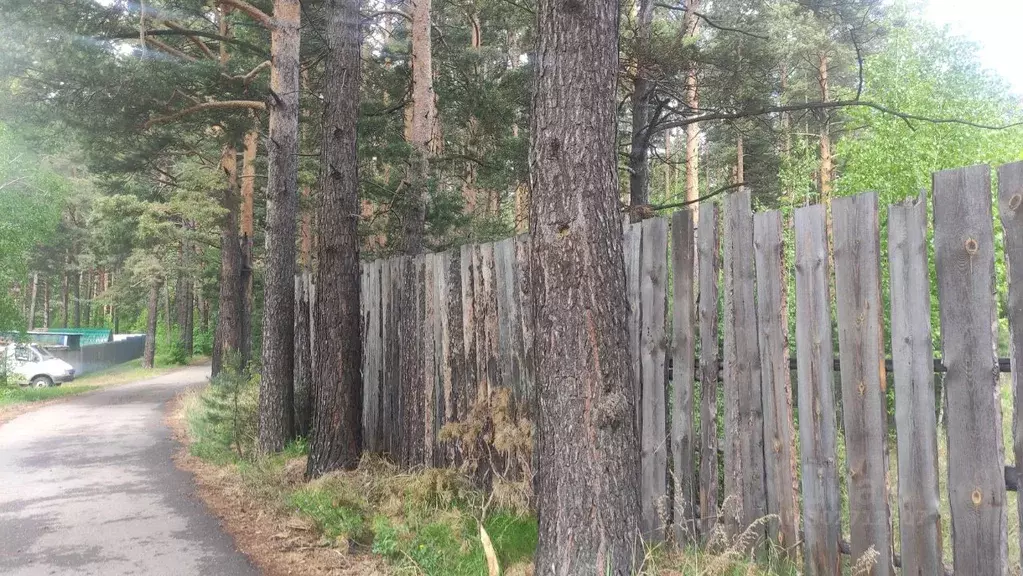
[0,366,260,576]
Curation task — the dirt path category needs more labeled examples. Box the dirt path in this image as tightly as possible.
[0,366,260,576]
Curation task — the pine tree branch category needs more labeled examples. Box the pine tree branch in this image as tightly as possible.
[362,9,410,21]
[217,0,273,29]
[107,30,267,57]
[654,100,1023,133]
[647,182,745,211]
[144,100,267,128]
[224,60,272,85]
[653,3,768,40]
[162,20,216,59]
[145,37,198,62]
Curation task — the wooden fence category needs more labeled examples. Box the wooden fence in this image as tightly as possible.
[358,162,1023,575]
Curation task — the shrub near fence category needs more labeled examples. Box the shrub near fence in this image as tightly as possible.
[358,162,1023,575]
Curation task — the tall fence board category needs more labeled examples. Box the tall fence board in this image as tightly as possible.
[697,202,721,539]
[888,190,943,575]
[633,217,670,540]
[752,210,799,553]
[349,162,1020,574]
[794,204,841,576]
[722,188,767,538]
[832,192,894,575]
[934,165,1007,576]
[999,161,1023,568]
[671,209,697,543]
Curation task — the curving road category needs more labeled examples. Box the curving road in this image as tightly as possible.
[0,365,259,576]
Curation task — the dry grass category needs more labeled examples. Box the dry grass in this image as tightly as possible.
[171,388,389,576]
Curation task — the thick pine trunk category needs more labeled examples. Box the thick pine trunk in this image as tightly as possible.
[307,0,363,475]
[628,0,654,207]
[394,0,437,469]
[257,0,301,454]
[143,282,160,369]
[212,144,245,378]
[530,0,641,573]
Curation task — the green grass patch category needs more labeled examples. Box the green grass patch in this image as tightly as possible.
[0,383,99,406]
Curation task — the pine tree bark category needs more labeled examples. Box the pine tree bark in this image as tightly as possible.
[143,281,160,368]
[818,51,832,203]
[73,269,81,328]
[530,0,641,573]
[628,0,655,207]
[294,186,313,438]
[82,270,91,327]
[176,260,194,358]
[307,0,363,475]
[294,272,313,438]
[395,0,437,469]
[61,269,69,328]
[682,0,701,223]
[212,143,245,378]
[401,0,438,253]
[258,0,301,454]
[240,127,258,366]
[42,279,50,329]
[27,272,38,331]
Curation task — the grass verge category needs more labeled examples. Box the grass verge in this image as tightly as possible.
[179,375,801,576]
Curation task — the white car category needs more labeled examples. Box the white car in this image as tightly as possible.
[1,343,76,388]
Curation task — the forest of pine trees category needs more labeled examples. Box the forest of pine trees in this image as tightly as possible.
[2,0,1023,571]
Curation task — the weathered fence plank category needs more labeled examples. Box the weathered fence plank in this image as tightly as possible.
[888,190,943,575]
[832,192,894,575]
[625,221,643,427]
[698,201,721,538]
[459,245,478,421]
[794,204,841,576]
[639,216,669,540]
[475,243,500,397]
[383,257,401,456]
[722,188,767,539]
[934,165,1007,575]
[442,250,464,465]
[495,238,527,404]
[400,255,427,468]
[752,210,799,554]
[515,234,535,419]
[423,254,438,467]
[364,260,383,452]
[999,162,1023,570]
[671,209,698,543]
